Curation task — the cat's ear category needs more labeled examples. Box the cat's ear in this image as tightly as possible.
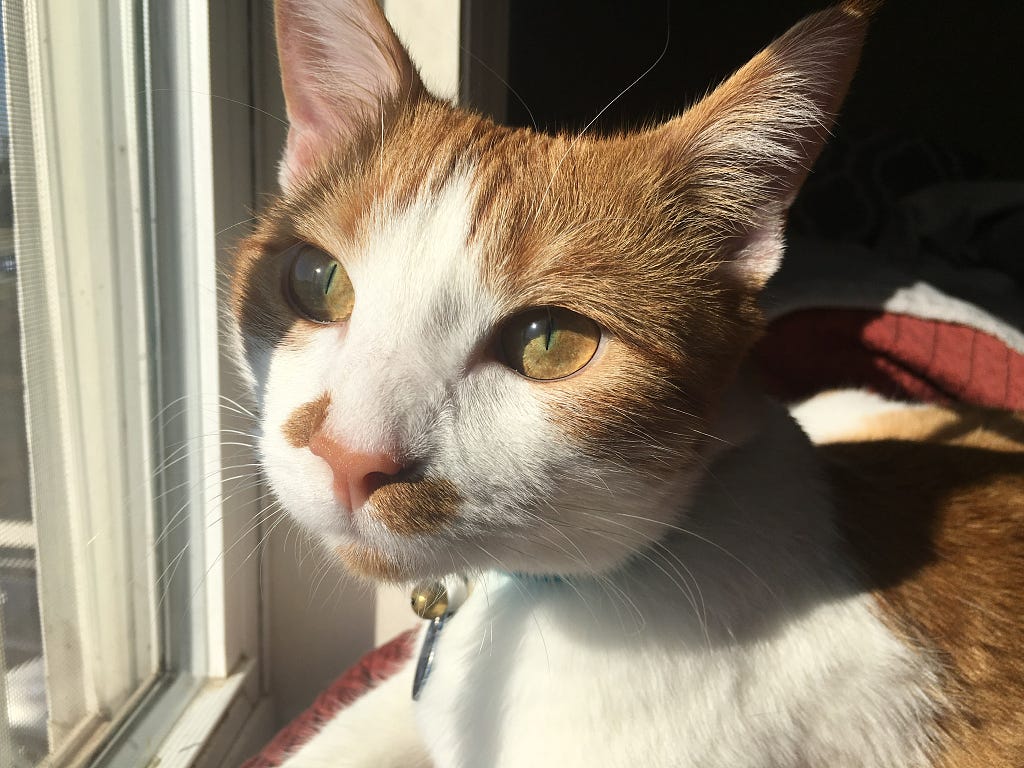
[654,1,874,288]
[275,0,423,191]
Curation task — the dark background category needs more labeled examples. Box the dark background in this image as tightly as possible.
[460,0,1024,257]
[471,1,1024,179]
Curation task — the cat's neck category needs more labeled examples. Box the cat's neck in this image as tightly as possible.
[607,382,849,641]
[478,384,847,645]
[426,388,935,768]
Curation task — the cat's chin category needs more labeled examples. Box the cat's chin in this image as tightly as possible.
[328,532,459,583]
[332,540,420,583]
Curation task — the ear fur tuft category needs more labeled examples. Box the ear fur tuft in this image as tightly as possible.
[653,3,871,288]
[840,0,883,20]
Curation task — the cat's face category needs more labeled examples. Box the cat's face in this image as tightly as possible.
[231,0,867,582]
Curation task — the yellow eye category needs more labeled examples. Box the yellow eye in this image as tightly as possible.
[286,244,354,323]
[500,307,601,380]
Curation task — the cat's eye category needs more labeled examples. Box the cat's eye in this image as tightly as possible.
[286,244,355,323]
[499,307,601,380]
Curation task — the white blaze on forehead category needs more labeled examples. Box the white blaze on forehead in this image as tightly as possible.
[260,167,495,451]
[325,168,501,454]
[258,166,575,547]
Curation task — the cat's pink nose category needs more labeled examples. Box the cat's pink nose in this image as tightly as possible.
[308,432,404,512]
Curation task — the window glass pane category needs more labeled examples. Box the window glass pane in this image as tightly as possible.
[0,12,29,525]
[0,6,49,764]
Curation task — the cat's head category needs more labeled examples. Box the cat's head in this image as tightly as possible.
[230,0,869,582]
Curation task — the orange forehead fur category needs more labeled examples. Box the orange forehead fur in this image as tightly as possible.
[231,95,767,465]
[232,93,763,329]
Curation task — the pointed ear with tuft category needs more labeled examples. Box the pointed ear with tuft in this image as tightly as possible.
[275,0,424,191]
[654,1,874,289]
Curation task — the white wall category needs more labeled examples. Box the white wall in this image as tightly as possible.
[383,0,460,102]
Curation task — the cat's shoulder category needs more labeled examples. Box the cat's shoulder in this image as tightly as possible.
[796,389,1024,767]
[794,389,1024,528]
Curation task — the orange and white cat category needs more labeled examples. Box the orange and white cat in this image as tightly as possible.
[231,1,1024,765]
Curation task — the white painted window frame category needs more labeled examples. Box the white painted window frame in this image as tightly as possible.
[8,0,270,765]
[12,0,466,765]
[9,0,159,760]
[88,0,272,764]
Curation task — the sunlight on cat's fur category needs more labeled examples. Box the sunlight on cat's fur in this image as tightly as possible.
[227,1,1024,766]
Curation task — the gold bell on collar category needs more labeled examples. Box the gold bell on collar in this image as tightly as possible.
[410,580,449,620]
[408,575,471,699]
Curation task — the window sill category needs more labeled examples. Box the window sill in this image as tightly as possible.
[89,658,268,768]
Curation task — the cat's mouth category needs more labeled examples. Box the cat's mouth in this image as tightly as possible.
[326,476,464,582]
[360,476,461,537]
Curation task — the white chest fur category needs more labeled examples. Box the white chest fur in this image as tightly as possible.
[278,402,940,768]
[415,406,937,768]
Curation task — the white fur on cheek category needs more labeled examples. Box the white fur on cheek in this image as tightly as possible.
[261,328,350,536]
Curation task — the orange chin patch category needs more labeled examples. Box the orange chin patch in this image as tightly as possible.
[282,391,331,448]
[368,478,460,536]
[336,542,410,582]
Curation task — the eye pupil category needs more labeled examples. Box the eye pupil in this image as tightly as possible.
[324,263,337,295]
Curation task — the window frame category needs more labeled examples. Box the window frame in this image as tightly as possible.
[9,0,465,764]
[90,0,271,761]
[7,0,270,764]
[8,0,159,758]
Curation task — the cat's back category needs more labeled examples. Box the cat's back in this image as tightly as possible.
[797,391,1024,768]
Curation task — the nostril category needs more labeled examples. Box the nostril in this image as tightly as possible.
[369,454,404,479]
[362,470,399,499]
[350,459,405,510]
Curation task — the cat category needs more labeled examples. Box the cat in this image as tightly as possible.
[231,0,1024,765]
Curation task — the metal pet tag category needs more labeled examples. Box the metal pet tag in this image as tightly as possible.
[412,614,446,700]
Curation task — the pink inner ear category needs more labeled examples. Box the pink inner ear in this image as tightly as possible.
[283,127,323,186]
[729,219,785,290]
[275,0,422,189]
